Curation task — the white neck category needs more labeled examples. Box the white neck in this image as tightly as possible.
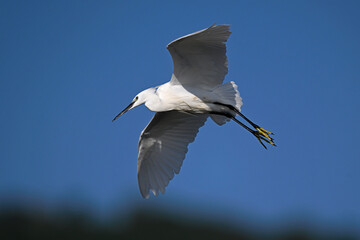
[144,90,163,112]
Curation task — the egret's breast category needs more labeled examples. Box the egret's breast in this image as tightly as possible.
[155,83,213,113]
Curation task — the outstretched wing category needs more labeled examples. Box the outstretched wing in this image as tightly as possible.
[167,24,231,90]
[137,111,208,198]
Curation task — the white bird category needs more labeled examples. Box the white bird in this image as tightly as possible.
[113,24,276,198]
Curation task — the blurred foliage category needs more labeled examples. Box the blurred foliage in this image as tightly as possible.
[0,204,357,240]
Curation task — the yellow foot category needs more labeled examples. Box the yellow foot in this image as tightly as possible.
[254,127,276,149]
[256,127,274,141]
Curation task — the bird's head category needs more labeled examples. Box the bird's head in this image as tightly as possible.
[112,88,155,122]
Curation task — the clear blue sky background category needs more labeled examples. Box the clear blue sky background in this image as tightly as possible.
[1,0,359,234]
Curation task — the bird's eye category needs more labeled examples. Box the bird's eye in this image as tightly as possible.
[135,96,139,101]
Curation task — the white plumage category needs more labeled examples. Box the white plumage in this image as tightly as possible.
[113,24,275,198]
[137,111,208,198]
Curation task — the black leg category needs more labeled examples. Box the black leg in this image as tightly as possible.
[210,111,275,149]
[211,102,276,148]
[214,102,272,133]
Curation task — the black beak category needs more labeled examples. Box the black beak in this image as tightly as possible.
[112,101,135,122]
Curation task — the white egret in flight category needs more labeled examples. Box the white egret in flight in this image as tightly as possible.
[113,24,276,198]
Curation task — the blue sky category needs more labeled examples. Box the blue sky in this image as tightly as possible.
[1,0,359,233]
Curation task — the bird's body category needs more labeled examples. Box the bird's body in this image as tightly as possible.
[141,82,237,114]
[113,24,275,198]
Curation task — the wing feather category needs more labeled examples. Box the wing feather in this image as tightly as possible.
[137,111,208,198]
[167,24,231,90]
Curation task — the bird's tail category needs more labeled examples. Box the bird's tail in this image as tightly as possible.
[210,81,243,125]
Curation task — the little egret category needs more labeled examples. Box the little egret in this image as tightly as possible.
[113,24,276,198]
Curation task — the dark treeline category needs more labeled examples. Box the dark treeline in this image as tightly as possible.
[0,204,357,240]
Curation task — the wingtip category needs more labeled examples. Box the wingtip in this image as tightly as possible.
[140,187,150,199]
[151,189,159,197]
[142,193,150,199]
[140,189,165,199]
[208,24,232,37]
[209,23,231,28]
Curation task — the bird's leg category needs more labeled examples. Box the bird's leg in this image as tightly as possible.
[210,111,275,149]
[236,111,274,142]
[230,116,273,149]
[213,102,275,144]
